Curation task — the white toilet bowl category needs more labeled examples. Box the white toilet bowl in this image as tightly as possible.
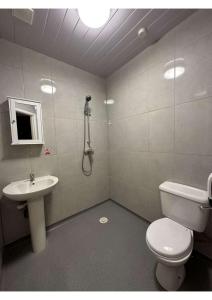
[146,217,193,291]
[145,181,209,290]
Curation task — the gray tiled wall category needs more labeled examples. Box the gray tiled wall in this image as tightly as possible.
[107,10,212,257]
[0,39,109,244]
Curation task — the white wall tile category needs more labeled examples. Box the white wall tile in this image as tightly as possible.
[175,98,212,155]
[0,39,22,69]
[149,108,174,152]
[55,118,78,156]
[29,155,58,177]
[147,62,174,111]
[176,10,212,52]
[23,71,54,119]
[22,47,51,77]
[173,153,212,190]
[124,114,149,152]
[0,39,108,245]
[107,10,212,248]
[53,77,77,119]
[175,49,212,104]
[0,64,24,111]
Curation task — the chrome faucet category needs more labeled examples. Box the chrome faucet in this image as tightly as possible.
[30,173,35,184]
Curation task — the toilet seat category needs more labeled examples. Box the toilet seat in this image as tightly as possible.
[146,218,193,260]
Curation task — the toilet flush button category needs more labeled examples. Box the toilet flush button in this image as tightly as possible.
[99,217,109,224]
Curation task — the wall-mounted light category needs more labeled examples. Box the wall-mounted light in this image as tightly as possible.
[78,8,110,28]
[40,78,56,94]
[104,99,114,105]
[164,58,185,80]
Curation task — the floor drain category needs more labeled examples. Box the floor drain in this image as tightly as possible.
[99,217,109,224]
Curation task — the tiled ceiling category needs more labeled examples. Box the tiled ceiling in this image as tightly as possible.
[0,9,195,77]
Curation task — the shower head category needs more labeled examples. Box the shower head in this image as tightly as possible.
[86,95,92,102]
[84,96,92,116]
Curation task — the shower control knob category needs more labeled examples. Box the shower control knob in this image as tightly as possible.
[84,148,94,155]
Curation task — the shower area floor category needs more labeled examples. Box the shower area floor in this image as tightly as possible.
[1,200,212,291]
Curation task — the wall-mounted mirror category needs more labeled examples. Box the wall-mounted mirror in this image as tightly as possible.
[8,97,44,145]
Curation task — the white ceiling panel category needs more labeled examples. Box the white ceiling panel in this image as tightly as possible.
[0,9,196,77]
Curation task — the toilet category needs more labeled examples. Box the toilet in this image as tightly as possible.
[146,181,210,291]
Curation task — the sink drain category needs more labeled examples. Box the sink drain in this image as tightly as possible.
[99,217,109,224]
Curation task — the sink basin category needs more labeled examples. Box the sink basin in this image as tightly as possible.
[3,175,58,201]
[3,175,59,253]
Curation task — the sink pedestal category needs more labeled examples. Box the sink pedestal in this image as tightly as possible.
[28,197,46,253]
[3,175,58,253]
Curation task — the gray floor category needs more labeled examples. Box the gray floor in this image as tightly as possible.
[1,200,212,291]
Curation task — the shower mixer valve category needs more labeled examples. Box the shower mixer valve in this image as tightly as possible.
[84,105,91,116]
[84,148,94,155]
[84,142,94,155]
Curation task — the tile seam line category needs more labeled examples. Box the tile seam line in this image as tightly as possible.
[109,94,212,123]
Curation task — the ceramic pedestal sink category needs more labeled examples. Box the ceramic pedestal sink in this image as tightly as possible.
[3,175,58,253]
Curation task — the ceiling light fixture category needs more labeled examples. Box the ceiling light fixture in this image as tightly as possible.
[78,8,110,28]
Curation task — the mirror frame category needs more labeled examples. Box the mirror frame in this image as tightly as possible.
[8,96,44,145]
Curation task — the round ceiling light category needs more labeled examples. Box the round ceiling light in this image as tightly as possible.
[78,8,110,28]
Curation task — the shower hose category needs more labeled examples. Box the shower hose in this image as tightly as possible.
[82,102,93,176]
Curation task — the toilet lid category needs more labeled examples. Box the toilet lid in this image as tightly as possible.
[146,218,193,259]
